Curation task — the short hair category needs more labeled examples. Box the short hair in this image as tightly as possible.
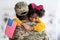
[16,14,27,20]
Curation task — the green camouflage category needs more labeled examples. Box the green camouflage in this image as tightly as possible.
[13,20,49,40]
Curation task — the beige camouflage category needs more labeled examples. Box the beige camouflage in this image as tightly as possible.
[15,2,28,16]
[13,20,49,40]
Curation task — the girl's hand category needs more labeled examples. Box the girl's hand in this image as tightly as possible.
[22,23,33,31]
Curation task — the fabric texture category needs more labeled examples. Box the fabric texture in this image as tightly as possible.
[13,20,49,40]
[15,1,28,16]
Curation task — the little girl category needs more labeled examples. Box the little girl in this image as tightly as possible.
[21,8,49,40]
[21,3,49,40]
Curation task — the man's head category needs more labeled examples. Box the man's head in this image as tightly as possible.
[14,1,28,16]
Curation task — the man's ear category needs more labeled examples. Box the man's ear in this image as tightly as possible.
[14,6,15,10]
[14,8,17,12]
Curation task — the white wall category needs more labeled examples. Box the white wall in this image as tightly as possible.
[0,0,59,40]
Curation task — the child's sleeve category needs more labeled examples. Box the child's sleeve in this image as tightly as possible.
[34,18,46,32]
[13,18,22,26]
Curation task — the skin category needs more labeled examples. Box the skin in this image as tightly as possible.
[29,13,38,22]
[21,13,39,31]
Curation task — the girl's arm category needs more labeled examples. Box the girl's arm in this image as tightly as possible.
[34,18,46,32]
[21,18,46,32]
[13,18,46,32]
[13,18,33,31]
[21,23,33,31]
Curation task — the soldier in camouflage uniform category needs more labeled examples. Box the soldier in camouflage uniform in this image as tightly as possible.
[12,1,49,40]
[13,20,49,40]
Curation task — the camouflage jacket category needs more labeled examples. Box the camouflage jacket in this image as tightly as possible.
[13,20,49,40]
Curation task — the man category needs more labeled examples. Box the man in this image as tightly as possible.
[12,1,49,40]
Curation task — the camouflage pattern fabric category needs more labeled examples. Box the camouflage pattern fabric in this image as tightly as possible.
[15,2,28,16]
[13,20,49,40]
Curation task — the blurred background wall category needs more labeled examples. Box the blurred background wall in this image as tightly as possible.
[0,0,59,40]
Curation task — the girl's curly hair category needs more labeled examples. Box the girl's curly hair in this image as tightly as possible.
[28,3,45,18]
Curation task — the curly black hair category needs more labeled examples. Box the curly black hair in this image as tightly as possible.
[28,4,45,18]
[27,9,43,18]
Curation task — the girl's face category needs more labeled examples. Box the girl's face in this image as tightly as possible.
[29,13,39,22]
